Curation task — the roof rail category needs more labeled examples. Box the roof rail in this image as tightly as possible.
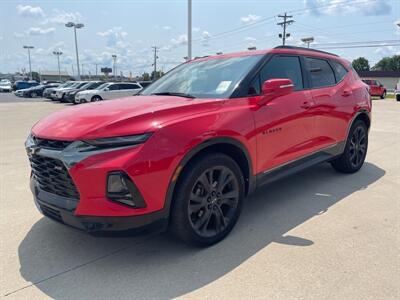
[274,46,339,57]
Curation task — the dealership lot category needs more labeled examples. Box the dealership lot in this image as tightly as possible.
[0,98,399,299]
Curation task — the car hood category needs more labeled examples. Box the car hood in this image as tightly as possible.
[32,95,222,140]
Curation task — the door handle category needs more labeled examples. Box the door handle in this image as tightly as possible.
[342,90,352,97]
[300,101,311,109]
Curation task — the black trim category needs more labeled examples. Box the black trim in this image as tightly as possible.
[31,178,166,232]
[274,46,339,57]
[256,142,345,187]
[163,137,256,221]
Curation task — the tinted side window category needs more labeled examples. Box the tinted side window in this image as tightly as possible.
[108,84,119,90]
[331,60,348,83]
[248,75,261,96]
[305,57,336,88]
[260,56,303,90]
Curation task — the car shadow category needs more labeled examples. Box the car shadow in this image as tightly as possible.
[16,162,385,299]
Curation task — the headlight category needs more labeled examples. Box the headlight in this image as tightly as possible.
[83,133,152,148]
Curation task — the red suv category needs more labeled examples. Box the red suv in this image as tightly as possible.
[362,79,386,99]
[26,46,371,246]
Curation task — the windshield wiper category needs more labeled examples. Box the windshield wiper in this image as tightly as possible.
[151,92,196,99]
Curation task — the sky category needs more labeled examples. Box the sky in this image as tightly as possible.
[0,0,399,76]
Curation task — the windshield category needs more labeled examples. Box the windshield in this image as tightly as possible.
[85,82,103,90]
[97,83,111,90]
[142,55,263,99]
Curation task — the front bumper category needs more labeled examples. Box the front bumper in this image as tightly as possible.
[31,177,167,232]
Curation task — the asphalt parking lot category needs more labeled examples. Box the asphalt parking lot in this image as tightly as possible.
[0,95,399,299]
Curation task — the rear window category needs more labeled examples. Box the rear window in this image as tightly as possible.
[330,60,348,83]
[305,57,336,88]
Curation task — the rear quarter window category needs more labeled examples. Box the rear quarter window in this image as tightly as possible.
[305,57,336,88]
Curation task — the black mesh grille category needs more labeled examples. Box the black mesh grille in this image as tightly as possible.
[33,137,72,150]
[29,154,80,199]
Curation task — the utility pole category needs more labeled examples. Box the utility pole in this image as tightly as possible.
[53,50,63,82]
[112,55,117,80]
[277,13,294,46]
[95,63,98,77]
[152,46,159,80]
[23,45,34,80]
[188,0,192,60]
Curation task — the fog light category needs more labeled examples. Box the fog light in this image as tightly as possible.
[107,172,146,208]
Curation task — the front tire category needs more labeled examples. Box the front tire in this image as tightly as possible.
[91,95,102,102]
[380,91,386,99]
[331,120,368,173]
[170,153,245,247]
[30,92,37,98]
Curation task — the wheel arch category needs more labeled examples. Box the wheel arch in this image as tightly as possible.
[162,137,256,221]
[91,95,102,101]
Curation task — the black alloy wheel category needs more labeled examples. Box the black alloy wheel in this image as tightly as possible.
[188,166,240,238]
[170,153,244,247]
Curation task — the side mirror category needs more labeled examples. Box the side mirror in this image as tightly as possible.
[258,79,294,106]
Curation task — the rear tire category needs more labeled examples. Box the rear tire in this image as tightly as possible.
[30,92,37,98]
[170,153,245,247]
[380,91,386,99]
[91,95,102,102]
[331,120,368,173]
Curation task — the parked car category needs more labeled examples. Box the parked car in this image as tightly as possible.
[43,82,73,99]
[66,81,105,104]
[0,80,12,92]
[55,81,88,102]
[395,82,400,102]
[26,46,371,246]
[13,80,39,91]
[362,79,386,99]
[75,82,143,103]
[47,81,76,100]
[16,83,60,98]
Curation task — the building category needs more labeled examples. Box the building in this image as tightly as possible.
[357,71,400,92]
[40,70,72,82]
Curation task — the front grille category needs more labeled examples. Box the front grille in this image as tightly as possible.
[29,154,80,199]
[33,137,72,150]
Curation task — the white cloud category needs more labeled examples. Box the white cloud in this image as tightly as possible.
[193,27,200,32]
[201,31,212,47]
[240,14,261,25]
[374,45,400,57]
[16,4,45,18]
[171,34,188,46]
[162,26,172,30]
[42,9,82,25]
[27,27,55,36]
[97,27,128,47]
[303,0,391,16]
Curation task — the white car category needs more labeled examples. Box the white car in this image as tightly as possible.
[75,82,143,103]
[0,80,12,92]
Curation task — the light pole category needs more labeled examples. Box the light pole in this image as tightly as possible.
[53,50,63,82]
[65,22,84,80]
[301,37,314,48]
[23,45,34,80]
[188,0,192,60]
[112,54,117,80]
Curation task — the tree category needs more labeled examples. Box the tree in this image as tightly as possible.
[31,71,40,82]
[352,57,370,72]
[151,70,164,80]
[372,55,400,71]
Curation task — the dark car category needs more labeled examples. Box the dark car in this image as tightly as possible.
[65,81,105,104]
[26,46,371,246]
[13,81,39,91]
[20,83,60,98]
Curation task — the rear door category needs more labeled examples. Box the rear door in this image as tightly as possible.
[253,55,315,172]
[305,57,353,150]
[119,83,142,96]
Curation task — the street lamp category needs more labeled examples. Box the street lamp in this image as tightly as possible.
[53,50,63,82]
[301,37,314,48]
[112,54,117,80]
[23,45,34,80]
[188,0,192,60]
[65,22,84,80]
